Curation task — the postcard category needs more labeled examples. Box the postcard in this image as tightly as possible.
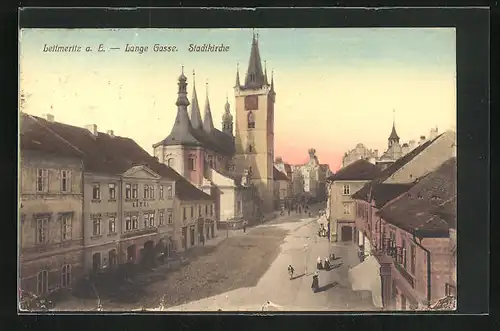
[18,26,457,313]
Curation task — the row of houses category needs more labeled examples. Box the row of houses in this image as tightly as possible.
[19,113,216,298]
[326,130,457,310]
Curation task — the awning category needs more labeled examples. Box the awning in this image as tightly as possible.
[348,255,383,308]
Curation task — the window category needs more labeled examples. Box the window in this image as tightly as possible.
[37,270,48,295]
[132,216,138,229]
[92,216,101,236]
[132,184,138,199]
[402,238,407,269]
[190,206,194,218]
[167,185,173,198]
[167,209,173,224]
[149,213,155,227]
[342,184,350,195]
[36,169,48,192]
[150,185,155,199]
[108,217,116,233]
[159,185,164,199]
[61,264,71,288]
[36,218,49,244]
[143,185,149,199]
[410,244,416,274]
[144,213,150,228]
[167,158,175,167]
[247,111,255,129]
[210,205,213,216]
[61,170,71,192]
[248,144,254,153]
[159,211,165,226]
[343,203,351,215]
[445,283,457,297]
[108,183,116,200]
[125,216,132,231]
[188,157,195,171]
[125,184,131,199]
[208,155,213,167]
[183,207,187,220]
[92,183,100,200]
[199,205,202,217]
[61,214,72,240]
[205,205,208,215]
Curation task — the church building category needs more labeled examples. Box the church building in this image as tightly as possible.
[153,31,279,225]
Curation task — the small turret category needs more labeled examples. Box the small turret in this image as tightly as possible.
[222,94,233,136]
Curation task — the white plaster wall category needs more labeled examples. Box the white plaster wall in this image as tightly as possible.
[219,187,236,221]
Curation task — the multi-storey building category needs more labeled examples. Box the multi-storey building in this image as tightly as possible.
[19,114,85,298]
[325,159,381,242]
[24,114,215,278]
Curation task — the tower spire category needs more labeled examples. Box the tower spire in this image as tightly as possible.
[189,69,203,130]
[244,30,266,89]
[235,62,241,88]
[264,60,269,85]
[270,69,275,93]
[203,79,215,133]
[222,92,233,136]
[388,109,400,148]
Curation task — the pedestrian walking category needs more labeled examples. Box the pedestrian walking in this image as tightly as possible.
[243,221,247,233]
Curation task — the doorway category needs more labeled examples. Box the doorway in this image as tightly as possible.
[341,225,353,242]
[92,252,101,272]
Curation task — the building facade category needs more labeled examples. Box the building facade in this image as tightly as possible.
[19,114,85,298]
[291,149,331,202]
[326,160,381,242]
[342,143,379,168]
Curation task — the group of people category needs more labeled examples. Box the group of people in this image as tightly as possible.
[316,254,335,271]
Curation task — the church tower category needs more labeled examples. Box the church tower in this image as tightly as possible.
[222,95,234,136]
[388,110,400,149]
[234,31,276,212]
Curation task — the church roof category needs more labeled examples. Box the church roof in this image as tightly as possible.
[203,86,215,133]
[189,73,203,130]
[242,32,266,90]
[27,114,211,201]
[389,123,400,140]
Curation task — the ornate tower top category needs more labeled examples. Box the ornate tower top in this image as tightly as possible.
[222,94,233,135]
[388,109,400,148]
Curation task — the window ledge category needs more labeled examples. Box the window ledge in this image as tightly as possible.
[107,232,118,237]
[91,199,102,203]
[108,199,117,203]
[91,234,103,240]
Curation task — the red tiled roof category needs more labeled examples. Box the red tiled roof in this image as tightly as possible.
[376,157,456,236]
[326,159,380,182]
[27,115,212,202]
[273,167,289,181]
[20,114,83,158]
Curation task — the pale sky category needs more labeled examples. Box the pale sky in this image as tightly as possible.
[19,28,456,171]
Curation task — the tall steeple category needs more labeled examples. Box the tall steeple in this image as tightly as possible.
[222,93,233,135]
[243,30,266,89]
[234,63,241,88]
[189,70,203,130]
[264,60,269,85]
[270,70,275,94]
[388,109,400,148]
[153,66,201,148]
[203,80,215,133]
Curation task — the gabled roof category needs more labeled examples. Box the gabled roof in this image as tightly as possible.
[376,157,456,237]
[352,134,443,202]
[273,167,289,181]
[361,183,416,209]
[326,159,380,182]
[20,114,83,159]
[28,115,212,201]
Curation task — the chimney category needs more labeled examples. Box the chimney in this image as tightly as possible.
[107,130,115,137]
[43,114,55,122]
[85,124,98,136]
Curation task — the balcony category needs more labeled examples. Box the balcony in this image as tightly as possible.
[394,262,415,288]
[122,227,158,239]
[380,238,415,289]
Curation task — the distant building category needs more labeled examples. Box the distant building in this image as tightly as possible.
[342,143,379,168]
[291,149,331,202]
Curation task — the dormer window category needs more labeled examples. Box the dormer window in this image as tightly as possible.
[249,73,255,82]
[188,157,195,171]
[247,111,255,129]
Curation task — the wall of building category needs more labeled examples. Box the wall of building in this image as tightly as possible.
[328,180,369,240]
[155,145,185,177]
[19,152,85,295]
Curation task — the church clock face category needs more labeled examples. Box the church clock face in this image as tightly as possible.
[245,95,258,110]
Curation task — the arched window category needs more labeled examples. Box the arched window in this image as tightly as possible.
[247,112,255,129]
[249,73,255,82]
[248,144,253,153]
[167,158,175,168]
[61,264,71,288]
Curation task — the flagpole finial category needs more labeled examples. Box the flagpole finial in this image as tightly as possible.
[181,65,184,74]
